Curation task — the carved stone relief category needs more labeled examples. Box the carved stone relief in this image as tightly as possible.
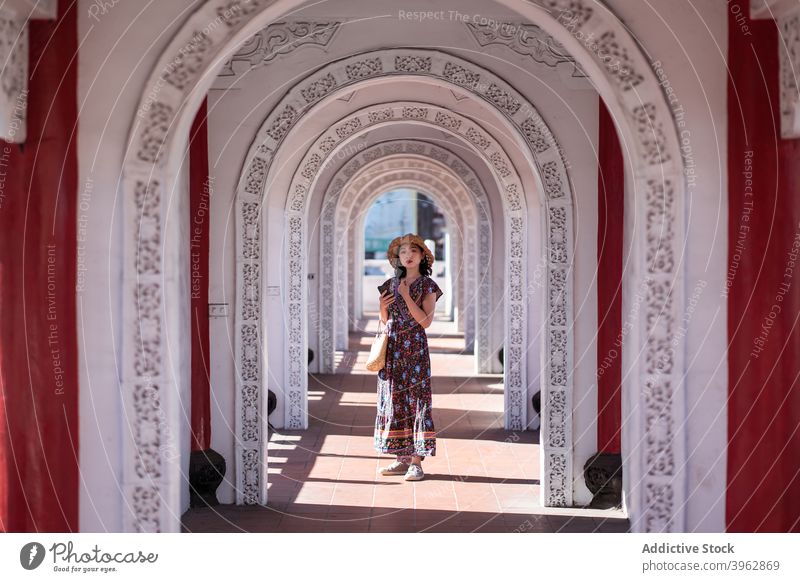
[466,21,586,78]
[0,12,27,142]
[779,12,800,138]
[219,22,341,76]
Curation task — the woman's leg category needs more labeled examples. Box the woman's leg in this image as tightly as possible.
[410,455,423,466]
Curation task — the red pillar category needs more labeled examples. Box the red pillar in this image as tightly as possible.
[596,97,624,453]
[189,99,211,451]
[0,0,79,532]
[727,0,800,532]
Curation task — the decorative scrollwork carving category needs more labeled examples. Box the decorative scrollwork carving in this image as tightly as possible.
[486,83,522,115]
[345,57,383,80]
[133,383,163,481]
[466,21,585,78]
[633,103,671,165]
[163,31,213,91]
[131,485,161,532]
[219,21,340,75]
[0,14,27,141]
[779,13,800,138]
[521,117,552,153]
[134,180,162,276]
[137,102,172,164]
[645,179,675,274]
[267,105,298,142]
[644,483,674,532]
[395,55,432,73]
[443,61,480,89]
[244,157,268,197]
[300,73,338,103]
[134,283,162,379]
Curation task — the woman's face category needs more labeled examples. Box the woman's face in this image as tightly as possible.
[398,243,422,269]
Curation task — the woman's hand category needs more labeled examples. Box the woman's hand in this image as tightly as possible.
[379,290,394,324]
[397,278,411,301]
[379,291,395,310]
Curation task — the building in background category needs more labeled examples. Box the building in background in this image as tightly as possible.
[364,189,446,261]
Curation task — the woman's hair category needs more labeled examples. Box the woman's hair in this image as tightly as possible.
[395,243,432,277]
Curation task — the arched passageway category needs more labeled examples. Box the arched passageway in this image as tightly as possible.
[120,0,687,533]
[319,145,494,374]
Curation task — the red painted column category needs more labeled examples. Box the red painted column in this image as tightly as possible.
[189,98,211,451]
[0,0,79,532]
[596,97,624,453]
[727,0,800,532]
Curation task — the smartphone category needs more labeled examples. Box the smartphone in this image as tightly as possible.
[378,279,392,296]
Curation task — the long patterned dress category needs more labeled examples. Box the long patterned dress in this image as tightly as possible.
[374,274,443,462]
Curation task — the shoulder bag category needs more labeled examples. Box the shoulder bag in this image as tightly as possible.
[365,318,389,372]
[366,278,395,372]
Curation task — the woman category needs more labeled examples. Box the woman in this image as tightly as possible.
[373,233,443,481]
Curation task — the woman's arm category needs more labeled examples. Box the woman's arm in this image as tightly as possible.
[379,301,389,325]
[403,293,436,329]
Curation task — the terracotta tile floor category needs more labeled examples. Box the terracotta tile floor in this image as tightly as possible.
[182,314,629,533]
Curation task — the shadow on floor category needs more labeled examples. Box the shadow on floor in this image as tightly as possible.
[181,321,628,533]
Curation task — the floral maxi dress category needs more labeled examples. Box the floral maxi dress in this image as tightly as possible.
[374,275,443,462]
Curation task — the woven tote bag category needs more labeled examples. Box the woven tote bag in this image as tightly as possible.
[365,319,388,372]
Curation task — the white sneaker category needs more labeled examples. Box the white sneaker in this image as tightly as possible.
[379,460,409,476]
[404,464,424,481]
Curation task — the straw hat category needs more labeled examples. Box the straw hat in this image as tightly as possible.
[387,233,434,268]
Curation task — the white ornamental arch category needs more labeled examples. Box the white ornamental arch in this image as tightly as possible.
[328,169,469,363]
[341,167,476,352]
[317,142,495,374]
[274,101,528,437]
[121,0,686,533]
[330,145,495,361]
[340,172,466,343]
[234,48,575,506]
[343,175,471,354]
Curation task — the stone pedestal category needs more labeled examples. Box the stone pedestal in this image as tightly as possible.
[583,452,622,509]
[189,448,226,508]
